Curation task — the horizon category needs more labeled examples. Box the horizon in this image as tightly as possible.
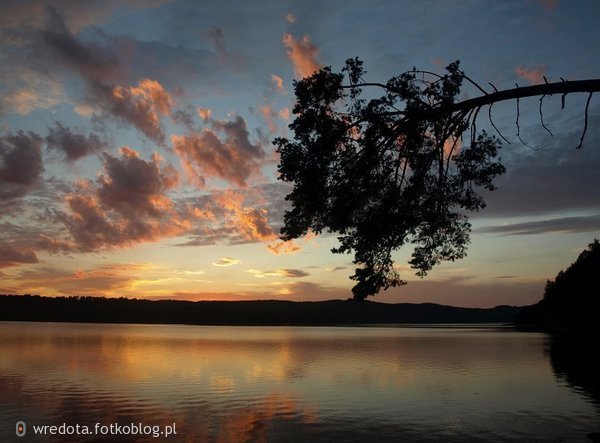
[1,1,600,308]
[0,293,527,309]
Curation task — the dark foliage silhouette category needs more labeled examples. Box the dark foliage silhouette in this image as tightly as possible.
[517,239,600,331]
[275,59,599,300]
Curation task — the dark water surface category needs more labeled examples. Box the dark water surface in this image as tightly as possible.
[1,322,598,442]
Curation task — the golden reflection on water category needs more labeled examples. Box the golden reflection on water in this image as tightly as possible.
[0,323,598,442]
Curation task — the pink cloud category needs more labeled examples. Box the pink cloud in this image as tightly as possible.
[172,115,264,187]
[197,107,213,121]
[267,239,301,255]
[0,244,38,268]
[282,33,321,78]
[102,78,173,143]
[62,147,190,251]
[514,66,546,85]
[271,74,284,92]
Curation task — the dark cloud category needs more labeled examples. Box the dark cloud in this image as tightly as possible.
[246,268,309,278]
[0,131,44,200]
[93,78,173,144]
[0,1,172,31]
[45,123,104,161]
[60,147,189,252]
[0,244,38,268]
[279,269,309,278]
[97,147,178,217]
[36,7,172,143]
[39,5,124,85]
[475,214,600,236]
[172,115,264,187]
[481,112,600,217]
[171,108,196,130]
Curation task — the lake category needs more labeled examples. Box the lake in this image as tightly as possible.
[1,322,598,442]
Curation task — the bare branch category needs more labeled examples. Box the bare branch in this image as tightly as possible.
[488,103,511,144]
[576,92,593,149]
[539,95,554,138]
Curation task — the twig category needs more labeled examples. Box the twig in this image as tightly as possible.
[488,103,511,144]
[576,92,593,149]
[539,95,554,137]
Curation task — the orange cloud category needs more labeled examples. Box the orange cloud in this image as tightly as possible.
[11,264,145,296]
[62,147,190,251]
[282,33,321,78]
[278,107,290,121]
[107,78,172,143]
[514,66,546,85]
[172,115,265,187]
[286,13,296,23]
[271,74,284,92]
[0,244,38,269]
[213,190,276,242]
[260,105,278,134]
[267,239,301,255]
[197,107,213,121]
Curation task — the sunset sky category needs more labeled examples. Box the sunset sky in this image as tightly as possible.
[1,0,599,307]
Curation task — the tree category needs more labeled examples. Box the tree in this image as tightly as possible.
[516,239,600,331]
[274,59,599,300]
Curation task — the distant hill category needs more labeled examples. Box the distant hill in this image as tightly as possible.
[0,294,522,326]
[516,239,600,332]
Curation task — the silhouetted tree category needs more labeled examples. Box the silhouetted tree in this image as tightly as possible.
[275,59,599,300]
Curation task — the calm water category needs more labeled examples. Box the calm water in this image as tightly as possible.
[1,322,599,442]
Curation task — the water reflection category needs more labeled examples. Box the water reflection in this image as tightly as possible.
[1,322,599,442]
[548,334,600,409]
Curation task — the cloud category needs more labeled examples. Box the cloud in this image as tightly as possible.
[246,268,309,278]
[475,214,600,236]
[213,257,240,267]
[175,187,280,247]
[40,5,124,85]
[208,27,226,55]
[271,74,284,92]
[45,123,104,161]
[0,76,64,115]
[514,66,546,85]
[0,244,38,268]
[10,263,144,296]
[172,115,264,187]
[267,240,301,255]
[260,105,278,134]
[0,131,44,201]
[197,107,212,121]
[96,78,173,143]
[282,33,321,78]
[36,7,173,143]
[278,107,290,121]
[211,190,276,242]
[286,13,296,24]
[482,123,600,217]
[60,147,189,251]
[0,1,172,32]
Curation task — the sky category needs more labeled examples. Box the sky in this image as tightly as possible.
[1,0,599,307]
